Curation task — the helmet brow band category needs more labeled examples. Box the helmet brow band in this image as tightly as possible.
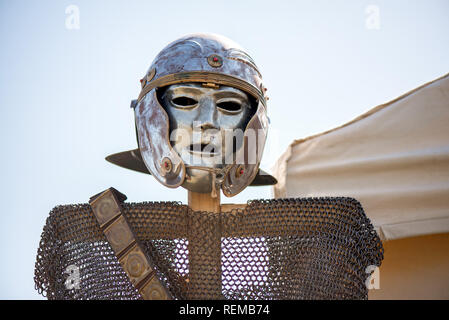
[137,71,265,105]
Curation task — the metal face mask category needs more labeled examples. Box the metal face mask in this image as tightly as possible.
[133,33,269,197]
[160,83,254,193]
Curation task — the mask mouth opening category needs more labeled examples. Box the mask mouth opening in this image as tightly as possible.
[188,143,220,156]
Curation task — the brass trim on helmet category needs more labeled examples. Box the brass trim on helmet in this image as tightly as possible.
[137,71,266,105]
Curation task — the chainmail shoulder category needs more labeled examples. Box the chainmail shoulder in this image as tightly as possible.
[34,197,383,300]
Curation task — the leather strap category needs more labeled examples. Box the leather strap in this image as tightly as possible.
[89,188,172,300]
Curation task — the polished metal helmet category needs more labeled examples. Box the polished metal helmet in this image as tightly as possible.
[107,33,276,197]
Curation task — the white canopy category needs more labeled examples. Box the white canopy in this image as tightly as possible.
[272,73,449,241]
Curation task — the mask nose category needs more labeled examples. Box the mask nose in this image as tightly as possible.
[194,97,218,130]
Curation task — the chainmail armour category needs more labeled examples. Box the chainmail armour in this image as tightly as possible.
[34,197,383,300]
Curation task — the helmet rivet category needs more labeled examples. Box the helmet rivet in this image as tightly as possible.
[235,165,245,179]
[146,68,156,82]
[161,157,173,175]
[207,54,223,68]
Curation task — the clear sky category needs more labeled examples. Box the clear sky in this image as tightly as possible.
[1,0,448,299]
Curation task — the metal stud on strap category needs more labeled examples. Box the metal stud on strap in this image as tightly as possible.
[89,188,172,300]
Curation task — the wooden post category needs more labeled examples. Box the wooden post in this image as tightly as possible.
[187,190,223,299]
[188,191,221,213]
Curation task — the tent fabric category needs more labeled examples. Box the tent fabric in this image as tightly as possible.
[272,73,449,241]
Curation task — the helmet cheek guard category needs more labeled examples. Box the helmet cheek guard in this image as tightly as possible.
[135,90,186,188]
[222,102,268,197]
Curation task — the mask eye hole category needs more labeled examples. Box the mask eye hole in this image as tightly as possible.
[217,101,242,114]
[171,96,198,108]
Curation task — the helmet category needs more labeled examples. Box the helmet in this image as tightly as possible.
[107,33,276,197]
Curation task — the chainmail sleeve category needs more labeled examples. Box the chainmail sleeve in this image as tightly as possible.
[34,197,383,300]
[34,204,141,300]
[34,205,60,299]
